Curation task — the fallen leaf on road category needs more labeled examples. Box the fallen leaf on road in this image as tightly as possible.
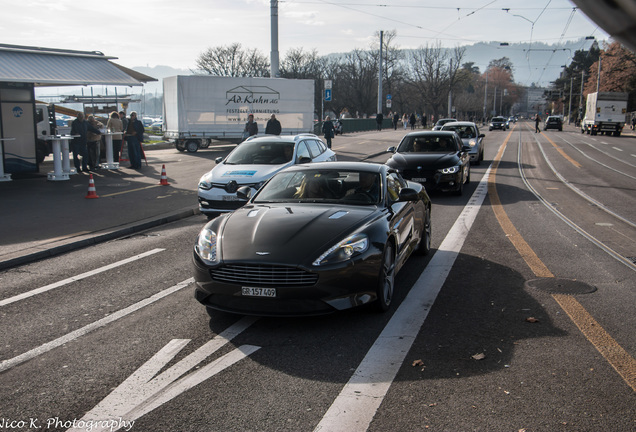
[526,317,540,323]
[472,353,486,360]
[412,359,424,367]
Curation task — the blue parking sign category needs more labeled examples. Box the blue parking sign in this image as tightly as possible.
[325,89,332,101]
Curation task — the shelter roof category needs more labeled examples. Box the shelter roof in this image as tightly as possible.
[0,44,157,86]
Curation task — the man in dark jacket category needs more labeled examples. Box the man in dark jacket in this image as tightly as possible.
[124,111,145,169]
[70,112,101,173]
[265,114,282,135]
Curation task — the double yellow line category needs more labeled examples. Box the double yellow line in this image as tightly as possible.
[488,130,636,391]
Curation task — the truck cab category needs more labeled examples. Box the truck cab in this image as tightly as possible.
[35,103,72,163]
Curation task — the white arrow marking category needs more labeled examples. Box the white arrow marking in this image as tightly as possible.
[68,316,260,432]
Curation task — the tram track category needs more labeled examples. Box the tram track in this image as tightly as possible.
[516,123,636,271]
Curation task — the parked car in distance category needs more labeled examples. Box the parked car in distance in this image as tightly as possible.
[432,118,457,130]
[333,119,343,135]
[544,116,563,131]
[193,161,431,316]
[150,122,163,132]
[197,134,336,218]
[385,131,471,195]
[489,116,507,131]
[441,121,485,165]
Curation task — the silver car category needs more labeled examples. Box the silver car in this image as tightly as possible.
[198,134,336,218]
[441,121,485,165]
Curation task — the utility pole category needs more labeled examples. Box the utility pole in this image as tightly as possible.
[483,70,488,123]
[270,0,280,78]
[377,31,383,116]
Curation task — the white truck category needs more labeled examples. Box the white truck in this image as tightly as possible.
[581,92,628,136]
[34,103,73,163]
[162,76,315,152]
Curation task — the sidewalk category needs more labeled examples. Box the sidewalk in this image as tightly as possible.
[0,142,200,271]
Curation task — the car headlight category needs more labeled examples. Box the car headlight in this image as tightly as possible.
[438,166,460,174]
[313,233,369,266]
[468,139,477,147]
[195,227,219,263]
[198,180,212,190]
[489,123,494,127]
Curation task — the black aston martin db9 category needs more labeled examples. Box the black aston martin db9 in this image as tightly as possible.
[385,131,471,195]
[193,162,432,316]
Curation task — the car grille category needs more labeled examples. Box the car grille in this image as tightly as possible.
[210,264,318,287]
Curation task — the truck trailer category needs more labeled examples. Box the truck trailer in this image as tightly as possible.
[162,76,315,152]
[581,91,628,136]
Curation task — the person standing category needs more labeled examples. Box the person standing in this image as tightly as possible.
[409,113,416,130]
[376,112,383,131]
[402,113,408,130]
[392,112,399,130]
[70,113,101,173]
[265,114,282,135]
[86,115,103,170]
[244,114,258,138]
[535,114,541,133]
[124,111,144,169]
[106,111,123,163]
[322,116,335,149]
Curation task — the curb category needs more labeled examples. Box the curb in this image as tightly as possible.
[0,206,200,271]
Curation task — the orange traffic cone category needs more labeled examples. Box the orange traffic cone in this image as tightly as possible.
[159,164,170,186]
[85,174,99,199]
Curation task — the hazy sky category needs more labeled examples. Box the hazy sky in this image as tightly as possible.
[1,0,607,71]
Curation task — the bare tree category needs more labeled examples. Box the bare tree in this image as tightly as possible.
[405,42,465,121]
[195,43,270,77]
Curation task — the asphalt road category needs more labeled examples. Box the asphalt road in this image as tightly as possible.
[0,122,634,432]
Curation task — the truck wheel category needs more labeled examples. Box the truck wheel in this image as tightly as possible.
[175,142,185,152]
[615,131,621,137]
[185,140,199,153]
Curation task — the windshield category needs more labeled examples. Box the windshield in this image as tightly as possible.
[225,141,295,165]
[441,125,476,139]
[254,169,381,205]
[396,135,458,153]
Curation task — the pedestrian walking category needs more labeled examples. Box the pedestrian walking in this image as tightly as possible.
[535,114,541,133]
[402,113,408,130]
[265,114,282,135]
[322,116,335,148]
[124,111,144,169]
[409,113,416,130]
[392,112,399,130]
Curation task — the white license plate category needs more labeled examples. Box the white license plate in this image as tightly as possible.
[242,287,276,297]
[222,195,239,201]
[412,177,426,182]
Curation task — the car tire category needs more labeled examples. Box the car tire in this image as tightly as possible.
[375,242,395,312]
[416,208,431,256]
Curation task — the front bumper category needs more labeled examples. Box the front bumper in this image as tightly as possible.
[193,249,382,316]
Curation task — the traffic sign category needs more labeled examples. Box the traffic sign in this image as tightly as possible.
[325,89,332,101]
[324,80,332,89]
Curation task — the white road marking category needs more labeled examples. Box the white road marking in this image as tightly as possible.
[68,317,259,432]
[0,278,193,373]
[613,146,623,152]
[0,248,165,307]
[314,170,491,432]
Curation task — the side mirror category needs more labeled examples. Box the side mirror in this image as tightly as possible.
[236,186,252,200]
[479,134,485,138]
[298,156,312,164]
[462,145,471,152]
[398,187,418,202]
[386,146,396,153]
[215,156,223,164]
